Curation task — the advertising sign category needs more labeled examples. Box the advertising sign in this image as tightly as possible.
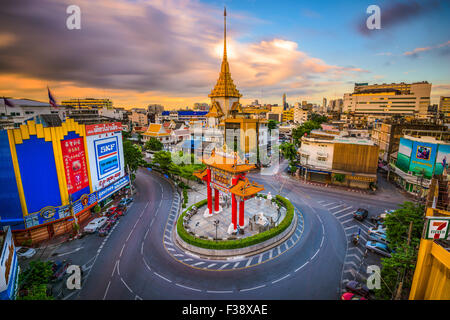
[396,138,413,173]
[85,123,125,191]
[425,217,450,240]
[97,175,129,201]
[409,141,437,178]
[61,137,89,195]
[0,227,18,300]
[435,144,450,176]
[72,192,98,215]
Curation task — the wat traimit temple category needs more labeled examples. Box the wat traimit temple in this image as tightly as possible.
[205,8,270,158]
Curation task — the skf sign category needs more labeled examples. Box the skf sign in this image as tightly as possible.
[425,217,450,240]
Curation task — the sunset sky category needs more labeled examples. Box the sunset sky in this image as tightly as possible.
[0,0,449,109]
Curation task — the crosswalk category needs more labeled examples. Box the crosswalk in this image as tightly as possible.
[317,199,393,289]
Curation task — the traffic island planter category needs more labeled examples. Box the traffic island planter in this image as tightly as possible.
[174,196,299,259]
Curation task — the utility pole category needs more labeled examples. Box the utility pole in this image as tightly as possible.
[394,221,413,300]
[127,164,133,196]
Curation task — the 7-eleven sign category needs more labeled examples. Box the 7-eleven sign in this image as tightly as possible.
[425,218,450,240]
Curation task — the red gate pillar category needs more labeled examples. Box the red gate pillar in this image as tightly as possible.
[214,189,220,212]
[239,199,245,228]
[231,194,237,231]
[207,168,212,215]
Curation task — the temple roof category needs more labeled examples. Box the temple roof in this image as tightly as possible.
[229,178,264,198]
[208,8,242,99]
[202,149,255,173]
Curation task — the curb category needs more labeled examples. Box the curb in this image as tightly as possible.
[172,209,299,260]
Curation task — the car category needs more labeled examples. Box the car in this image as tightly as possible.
[341,292,367,300]
[106,206,123,217]
[51,260,71,282]
[365,241,393,258]
[84,217,108,233]
[119,198,133,206]
[353,208,369,221]
[368,232,390,245]
[98,221,113,237]
[15,247,36,258]
[370,209,395,224]
[368,225,387,235]
[345,280,370,298]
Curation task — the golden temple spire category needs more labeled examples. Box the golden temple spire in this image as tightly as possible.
[209,7,242,99]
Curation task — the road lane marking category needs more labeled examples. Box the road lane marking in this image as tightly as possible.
[232,262,240,268]
[175,283,201,292]
[272,274,290,284]
[295,262,308,273]
[103,281,111,300]
[245,258,253,267]
[120,277,133,293]
[206,263,217,269]
[154,271,172,283]
[328,204,345,210]
[192,262,205,266]
[218,263,229,270]
[206,290,233,294]
[333,206,353,215]
[120,243,125,257]
[240,284,266,292]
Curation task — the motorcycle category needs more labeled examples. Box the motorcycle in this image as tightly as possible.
[351,234,360,246]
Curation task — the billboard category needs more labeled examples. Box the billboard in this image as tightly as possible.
[0,227,19,300]
[435,144,450,176]
[97,175,129,201]
[409,141,437,178]
[85,123,125,191]
[396,138,413,173]
[61,137,90,195]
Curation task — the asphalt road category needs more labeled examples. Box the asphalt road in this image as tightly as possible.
[66,161,408,300]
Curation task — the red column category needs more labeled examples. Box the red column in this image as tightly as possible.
[214,189,220,212]
[231,194,237,231]
[239,199,245,228]
[207,168,212,214]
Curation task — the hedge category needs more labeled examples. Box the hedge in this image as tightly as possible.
[177,195,295,250]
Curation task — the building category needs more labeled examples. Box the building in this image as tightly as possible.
[0,98,65,128]
[372,121,448,162]
[297,130,379,189]
[0,226,20,300]
[142,123,173,148]
[409,175,450,300]
[439,96,450,123]
[282,108,294,122]
[282,93,288,110]
[343,82,432,120]
[193,103,210,111]
[293,105,309,124]
[129,109,149,127]
[0,120,128,243]
[389,134,450,198]
[60,98,113,109]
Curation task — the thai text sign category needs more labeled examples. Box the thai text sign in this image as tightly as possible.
[61,137,89,194]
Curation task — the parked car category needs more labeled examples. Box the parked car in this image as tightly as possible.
[365,241,393,258]
[353,208,369,221]
[368,225,387,235]
[345,280,370,298]
[341,292,367,300]
[15,247,36,258]
[51,260,71,282]
[368,232,390,245]
[98,221,113,237]
[370,209,395,224]
[106,206,123,217]
[119,197,133,206]
[84,217,108,233]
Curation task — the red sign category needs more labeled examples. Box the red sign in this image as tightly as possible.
[85,122,122,136]
[61,138,89,194]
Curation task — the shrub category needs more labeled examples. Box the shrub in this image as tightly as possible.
[177,196,295,250]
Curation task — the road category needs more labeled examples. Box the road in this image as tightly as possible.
[59,160,408,300]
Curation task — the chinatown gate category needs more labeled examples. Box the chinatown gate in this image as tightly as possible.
[194,149,264,234]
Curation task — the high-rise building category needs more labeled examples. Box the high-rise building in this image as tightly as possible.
[439,96,450,123]
[60,98,113,109]
[343,82,431,120]
[282,93,288,110]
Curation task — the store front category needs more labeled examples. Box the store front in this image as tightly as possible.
[0,226,20,300]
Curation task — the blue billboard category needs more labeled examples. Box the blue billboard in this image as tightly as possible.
[97,175,129,201]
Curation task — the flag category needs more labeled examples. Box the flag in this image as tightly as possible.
[3,97,14,107]
[47,86,58,108]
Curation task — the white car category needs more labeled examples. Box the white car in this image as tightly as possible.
[84,217,108,233]
[16,247,36,258]
[368,225,387,235]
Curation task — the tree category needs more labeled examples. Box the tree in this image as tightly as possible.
[310,113,328,124]
[292,120,322,146]
[152,150,173,172]
[279,142,297,162]
[384,201,424,248]
[123,140,144,173]
[268,119,278,132]
[144,137,163,152]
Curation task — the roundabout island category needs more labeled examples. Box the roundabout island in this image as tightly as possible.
[173,148,298,260]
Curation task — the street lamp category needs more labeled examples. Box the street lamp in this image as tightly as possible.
[213,219,220,241]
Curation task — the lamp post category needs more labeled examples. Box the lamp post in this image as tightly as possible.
[213,219,220,241]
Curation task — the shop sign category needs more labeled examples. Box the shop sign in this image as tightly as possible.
[425,217,450,240]
[61,137,89,194]
[97,175,129,201]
